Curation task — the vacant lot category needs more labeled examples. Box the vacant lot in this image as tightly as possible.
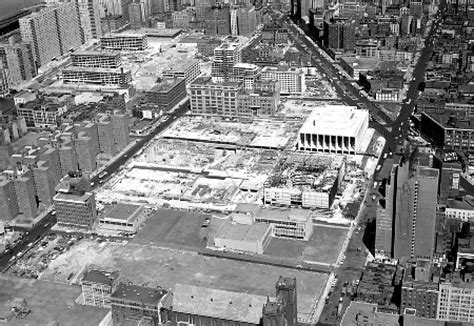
[265,225,348,264]
[0,274,107,326]
[41,240,328,322]
[131,208,211,249]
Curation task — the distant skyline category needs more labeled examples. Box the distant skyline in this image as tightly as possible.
[0,0,43,20]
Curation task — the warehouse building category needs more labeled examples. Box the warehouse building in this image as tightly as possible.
[145,78,187,111]
[98,203,147,235]
[297,105,369,155]
[213,216,273,254]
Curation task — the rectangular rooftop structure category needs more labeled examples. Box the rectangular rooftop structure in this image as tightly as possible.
[298,105,369,155]
[98,203,147,234]
[171,284,269,325]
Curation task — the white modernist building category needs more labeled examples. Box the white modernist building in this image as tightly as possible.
[297,105,369,155]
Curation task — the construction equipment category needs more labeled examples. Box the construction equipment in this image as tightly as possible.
[10,297,30,319]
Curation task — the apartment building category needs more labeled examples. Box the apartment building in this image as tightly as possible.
[20,2,83,67]
[0,177,19,221]
[100,33,148,51]
[0,39,36,88]
[261,66,306,95]
[71,51,121,69]
[77,0,102,41]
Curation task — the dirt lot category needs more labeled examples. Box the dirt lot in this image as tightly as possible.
[0,274,107,326]
[264,225,349,264]
[40,240,328,322]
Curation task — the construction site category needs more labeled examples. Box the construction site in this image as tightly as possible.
[263,153,347,209]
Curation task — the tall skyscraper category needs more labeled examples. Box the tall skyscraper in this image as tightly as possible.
[377,151,439,261]
[19,2,84,67]
[98,0,124,17]
[128,1,144,28]
[323,19,355,52]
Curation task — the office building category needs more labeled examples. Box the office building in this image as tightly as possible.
[145,78,187,111]
[19,2,83,67]
[0,39,36,88]
[254,207,313,241]
[375,165,396,259]
[261,66,306,95]
[0,178,19,221]
[71,51,121,68]
[297,105,369,154]
[110,284,171,326]
[53,172,96,230]
[62,66,132,85]
[205,6,231,36]
[211,41,242,81]
[76,0,102,41]
[98,0,123,17]
[100,33,148,51]
[323,19,355,52]
[162,59,200,85]
[81,268,121,308]
[230,7,257,36]
[394,164,439,261]
[189,77,243,116]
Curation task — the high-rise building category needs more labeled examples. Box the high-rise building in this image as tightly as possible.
[75,132,97,173]
[33,161,57,205]
[13,170,37,220]
[0,38,37,88]
[379,151,439,261]
[323,19,355,52]
[58,141,79,176]
[19,2,84,67]
[54,172,96,230]
[98,0,123,17]
[111,113,130,151]
[97,115,117,156]
[211,41,242,81]
[76,0,103,41]
[0,177,19,221]
[128,1,144,29]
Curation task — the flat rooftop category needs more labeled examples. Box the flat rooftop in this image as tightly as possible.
[102,203,143,221]
[173,283,269,324]
[111,284,167,305]
[72,51,120,58]
[299,105,368,137]
[53,191,93,203]
[339,56,381,70]
[215,218,272,242]
[256,207,311,223]
[63,66,131,73]
[82,269,120,286]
